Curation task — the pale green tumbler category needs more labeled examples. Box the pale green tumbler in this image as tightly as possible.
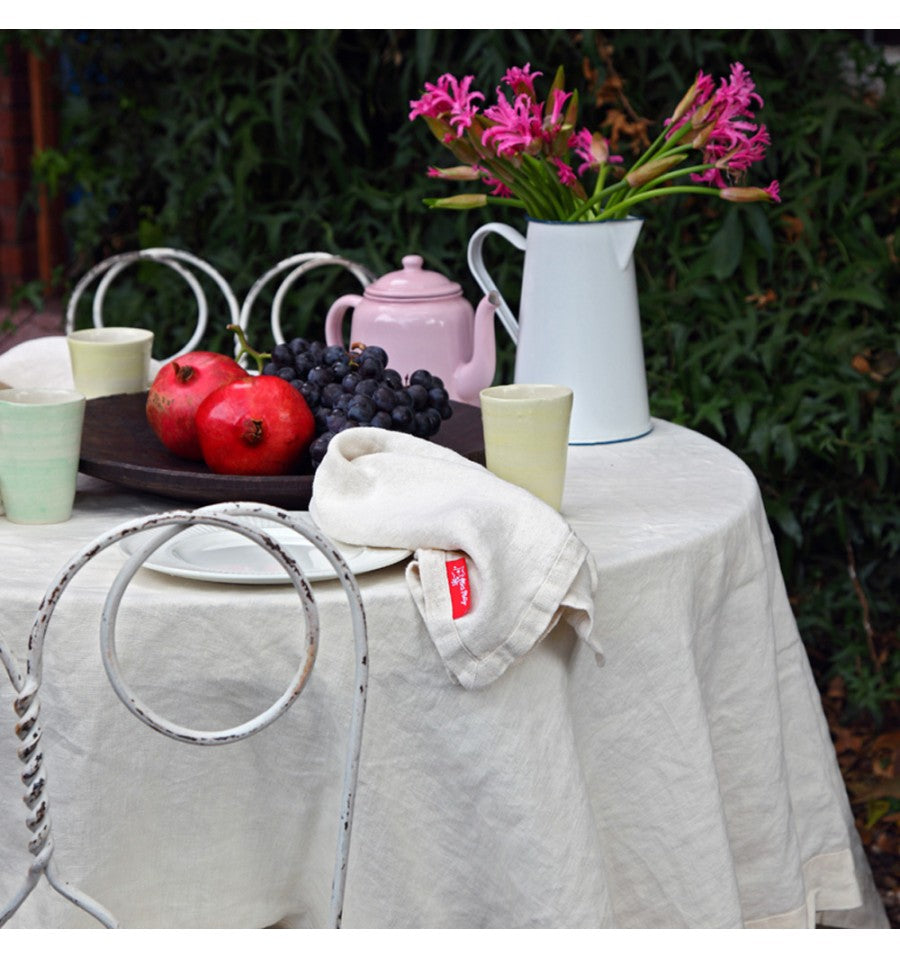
[0,388,86,524]
[480,384,573,511]
[66,327,153,399]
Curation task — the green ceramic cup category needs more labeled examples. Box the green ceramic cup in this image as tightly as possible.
[479,384,573,511]
[0,388,86,524]
[66,327,154,399]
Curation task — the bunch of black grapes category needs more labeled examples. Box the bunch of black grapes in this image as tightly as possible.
[263,339,453,469]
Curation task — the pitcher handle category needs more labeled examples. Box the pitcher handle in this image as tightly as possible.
[324,293,362,349]
[467,223,526,345]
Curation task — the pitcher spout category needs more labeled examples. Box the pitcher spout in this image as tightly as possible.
[611,217,644,271]
[452,291,500,406]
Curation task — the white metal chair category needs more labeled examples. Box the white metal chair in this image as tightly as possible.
[237,252,375,362]
[64,248,241,363]
[0,501,368,928]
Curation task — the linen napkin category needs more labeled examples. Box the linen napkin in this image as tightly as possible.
[0,336,75,390]
[309,427,601,689]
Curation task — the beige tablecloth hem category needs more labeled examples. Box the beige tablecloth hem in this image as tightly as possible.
[744,848,868,928]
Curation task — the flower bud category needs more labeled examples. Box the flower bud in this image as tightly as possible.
[424,114,456,144]
[669,79,700,126]
[720,182,781,204]
[427,194,488,210]
[626,153,686,188]
[691,122,715,150]
[690,98,714,130]
[427,165,482,181]
[589,132,610,166]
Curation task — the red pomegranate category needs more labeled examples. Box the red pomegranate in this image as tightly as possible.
[146,351,248,460]
[195,376,315,476]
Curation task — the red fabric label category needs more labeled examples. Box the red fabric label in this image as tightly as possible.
[445,557,471,619]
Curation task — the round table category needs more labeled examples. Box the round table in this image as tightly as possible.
[0,420,888,928]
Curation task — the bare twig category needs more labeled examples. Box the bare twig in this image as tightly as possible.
[846,541,880,670]
[584,33,651,154]
[592,33,644,124]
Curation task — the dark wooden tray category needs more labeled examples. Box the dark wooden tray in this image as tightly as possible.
[80,392,485,509]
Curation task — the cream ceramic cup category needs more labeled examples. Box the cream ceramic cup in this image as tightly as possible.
[0,388,86,524]
[66,327,154,399]
[479,384,573,511]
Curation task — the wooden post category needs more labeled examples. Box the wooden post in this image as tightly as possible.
[0,43,36,300]
[27,48,63,293]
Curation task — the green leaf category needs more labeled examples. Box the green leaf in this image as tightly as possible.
[733,396,753,436]
[767,498,803,546]
[824,285,886,310]
[745,204,774,262]
[710,209,744,280]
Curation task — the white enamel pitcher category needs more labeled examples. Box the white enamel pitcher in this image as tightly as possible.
[467,218,652,444]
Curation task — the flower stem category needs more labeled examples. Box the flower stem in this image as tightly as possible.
[597,183,721,219]
[523,154,572,219]
[484,196,528,209]
[568,161,716,220]
[567,174,628,221]
[488,156,553,218]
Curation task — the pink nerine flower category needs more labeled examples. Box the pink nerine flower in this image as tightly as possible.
[483,174,513,198]
[501,63,542,98]
[551,157,577,187]
[411,60,779,218]
[569,127,596,176]
[544,88,571,130]
[409,73,484,138]
[718,62,763,114]
[682,62,771,186]
[692,124,770,187]
[482,91,544,156]
[569,129,622,175]
[667,63,761,142]
[482,88,575,159]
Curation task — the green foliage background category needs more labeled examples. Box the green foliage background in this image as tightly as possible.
[5,28,898,721]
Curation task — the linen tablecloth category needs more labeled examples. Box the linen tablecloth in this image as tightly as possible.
[0,420,888,928]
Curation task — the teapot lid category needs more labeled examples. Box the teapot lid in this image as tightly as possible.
[365,254,461,301]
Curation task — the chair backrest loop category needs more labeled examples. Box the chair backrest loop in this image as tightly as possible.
[237,252,376,362]
[65,248,240,363]
[1,501,367,929]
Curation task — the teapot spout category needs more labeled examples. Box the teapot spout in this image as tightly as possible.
[452,291,499,406]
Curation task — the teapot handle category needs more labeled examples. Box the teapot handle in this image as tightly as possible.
[467,223,527,345]
[324,293,362,349]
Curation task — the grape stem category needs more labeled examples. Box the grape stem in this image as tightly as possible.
[227,323,271,374]
[348,341,368,368]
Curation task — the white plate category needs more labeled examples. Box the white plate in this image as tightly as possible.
[119,514,411,585]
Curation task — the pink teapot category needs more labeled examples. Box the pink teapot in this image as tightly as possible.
[324,254,499,405]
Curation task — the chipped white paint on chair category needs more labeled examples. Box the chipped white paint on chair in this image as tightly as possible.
[0,502,368,928]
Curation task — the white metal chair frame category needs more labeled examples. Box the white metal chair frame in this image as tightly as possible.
[64,248,241,363]
[236,252,375,362]
[65,249,376,367]
[0,502,368,928]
